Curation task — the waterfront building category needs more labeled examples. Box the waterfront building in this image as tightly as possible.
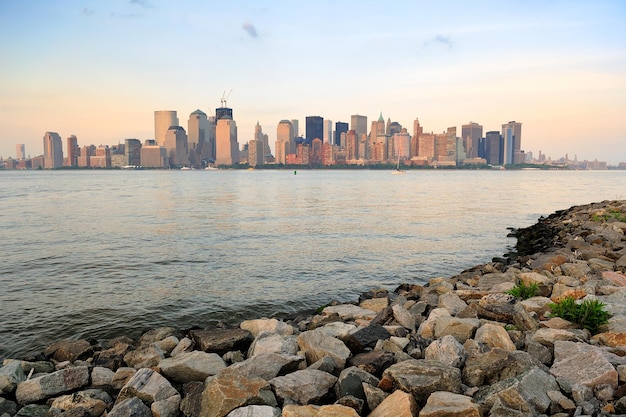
[216,106,233,121]
[154,110,179,147]
[141,145,168,168]
[411,118,423,158]
[418,133,435,162]
[485,131,502,165]
[125,139,142,166]
[346,130,359,161]
[77,145,95,168]
[65,135,79,167]
[215,116,239,166]
[388,120,402,136]
[291,119,299,138]
[502,121,523,163]
[164,126,189,167]
[16,144,25,160]
[462,122,483,159]
[43,132,63,169]
[275,120,294,165]
[188,109,210,167]
[90,145,112,168]
[334,122,348,146]
[254,121,270,162]
[323,119,333,145]
[248,139,264,167]
[305,116,324,143]
[392,129,411,159]
[502,126,514,164]
[322,142,334,166]
[311,138,323,164]
[351,115,368,139]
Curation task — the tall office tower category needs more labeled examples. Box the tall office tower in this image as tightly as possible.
[334,122,348,146]
[16,144,25,160]
[393,129,411,159]
[254,121,270,159]
[501,121,523,163]
[78,145,95,167]
[388,121,402,136]
[154,111,179,147]
[502,126,514,164]
[418,133,435,161]
[164,126,189,167]
[291,119,299,138]
[485,131,502,165]
[248,139,264,167]
[215,116,239,166]
[65,135,79,167]
[311,138,323,164]
[43,132,63,169]
[188,109,209,155]
[351,115,368,139]
[275,120,294,164]
[216,106,233,121]
[125,139,142,166]
[323,119,333,145]
[411,118,423,158]
[305,116,324,142]
[439,127,457,162]
[346,130,359,161]
[462,122,483,159]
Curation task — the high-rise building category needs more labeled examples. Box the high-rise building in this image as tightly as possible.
[215,116,239,166]
[254,121,270,159]
[346,130,359,161]
[275,120,294,165]
[485,131,501,165]
[462,122,483,158]
[65,135,79,167]
[305,116,324,143]
[154,111,179,147]
[501,121,523,164]
[16,144,25,160]
[351,115,368,139]
[125,139,142,166]
[418,133,435,161]
[334,122,348,146]
[291,119,299,138]
[248,139,264,167]
[188,110,208,151]
[141,145,168,168]
[392,129,411,159]
[164,126,189,167]
[411,118,423,158]
[388,121,402,136]
[323,119,333,145]
[43,132,63,169]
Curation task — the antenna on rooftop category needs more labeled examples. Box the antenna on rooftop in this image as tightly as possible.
[221,88,233,107]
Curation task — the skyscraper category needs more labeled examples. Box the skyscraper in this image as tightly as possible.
[323,119,333,145]
[215,116,239,166]
[350,115,367,139]
[485,131,501,165]
[188,109,210,167]
[291,119,299,138]
[275,120,294,165]
[462,122,483,158]
[164,126,188,167]
[16,144,25,160]
[501,121,523,163]
[65,135,79,167]
[412,118,423,158]
[305,116,324,143]
[43,132,63,169]
[125,139,142,166]
[154,111,179,147]
[334,122,349,146]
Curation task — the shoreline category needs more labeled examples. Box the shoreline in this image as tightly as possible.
[2,199,626,416]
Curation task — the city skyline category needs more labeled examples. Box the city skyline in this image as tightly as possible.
[1,1,625,163]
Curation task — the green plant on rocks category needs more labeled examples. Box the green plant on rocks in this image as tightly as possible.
[591,208,626,223]
[506,281,540,300]
[548,297,610,334]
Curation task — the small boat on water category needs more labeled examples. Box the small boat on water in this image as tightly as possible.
[392,155,406,175]
[205,166,218,171]
[180,166,194,170]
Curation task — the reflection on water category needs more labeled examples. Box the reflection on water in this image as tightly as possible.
[0,169,624,359]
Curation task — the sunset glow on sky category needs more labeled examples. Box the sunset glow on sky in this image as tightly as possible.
[1,0,625,163]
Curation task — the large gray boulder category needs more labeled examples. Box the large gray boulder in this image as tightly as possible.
[240,318,295,337]
[115,368,180,409]
[15,366,90,405]
[550,341,618,390]
[424,334,466,368]
[297,329,351,370]
[333,366,379,401]
[158,351,226,383]
[463,348,544,387]
[108,397,152,417]
[248,333,299,357]
[0,361,25,394]
[229,353,305,381]
[269,369,337,405]
[49,389,113,416]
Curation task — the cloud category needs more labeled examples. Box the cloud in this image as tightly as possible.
[424,35,454,49]
[130,0,152,7]
[242,22,259,38]
[81,8,95,16]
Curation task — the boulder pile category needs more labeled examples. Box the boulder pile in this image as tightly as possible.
[2,200,626,417]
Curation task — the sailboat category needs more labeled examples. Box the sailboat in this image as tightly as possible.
[392,154,406,175]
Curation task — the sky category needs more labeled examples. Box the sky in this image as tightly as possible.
[1,0,625,164]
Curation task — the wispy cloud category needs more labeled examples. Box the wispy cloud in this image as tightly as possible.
[81,8,95,16]
[424,35,454,49]
[130,0,152,8]
[242,22,259,38]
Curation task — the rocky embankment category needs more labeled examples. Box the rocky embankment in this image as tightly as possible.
[2,200,626,417]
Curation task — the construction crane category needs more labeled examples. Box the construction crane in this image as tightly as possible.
[220,88,233,108]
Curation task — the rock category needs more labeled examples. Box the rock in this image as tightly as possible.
[588,258,615,272]
[111,367,136,390]
[343,325,391,353]
[603,270,626,286]
[14,404,49,417]
[200,368,276,417]
[474,323,516,351]
[419,391,481,417]
[334,366,379,402]
[15,366,90,405]
[322,305,377,321]
[474,367,559,415]
[108,397,152,417]
[366,389,419,417]
[531,327,587,347]
[437,293,467,316]
[592,331,626,347]
[158,351,226,383]
[229,353,305,381]
[297,329,351,371]
[380,359,461,404]
[139,327,179,344]
[315,322,357,339]
[91,366,115,386]
[116,368,180,407]
[248,333,299,357]
[0,398,17,416]
[191,328,253,355]
[44,339,92,363]
[359,298,389,313]
[49,389,113,416]
[546,390,576,414]
[0,360,25,394]
[307,357,337,375]
[361,383,388,413]
[462,348,543,387]
[520,296,552,317]
[417,308,451,339]
[123,344,165,369]
[550,342,618,390]
[171,337,195,357]
[225,405,282,417]
[478,273,515,291]
[560,262,592,279]
[423,334,466,368]
[347,351,395,378]
[391,304,415,331]
[153,335,180,356]
[94,342,132,370]
[179,381,204,417]
[151,393,181,417]
[433,316,480,343]
[270,369,337,406]
[240,318,295,338]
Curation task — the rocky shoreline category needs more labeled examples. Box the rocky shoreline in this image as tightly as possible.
[2,200,626,417]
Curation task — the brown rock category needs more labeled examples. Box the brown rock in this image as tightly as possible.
[45,340,92,363]
[367,389,418,417]
[190,328,252,354]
